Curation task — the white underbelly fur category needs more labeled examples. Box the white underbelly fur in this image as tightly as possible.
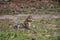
[28,22,31,27]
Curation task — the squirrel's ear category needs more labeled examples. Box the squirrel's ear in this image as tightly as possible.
[28,14,32,17]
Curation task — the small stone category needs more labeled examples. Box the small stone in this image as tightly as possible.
[32,38,35,40]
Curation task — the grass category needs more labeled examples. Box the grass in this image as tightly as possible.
[0,19,60,40]
[0,31,59,40]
